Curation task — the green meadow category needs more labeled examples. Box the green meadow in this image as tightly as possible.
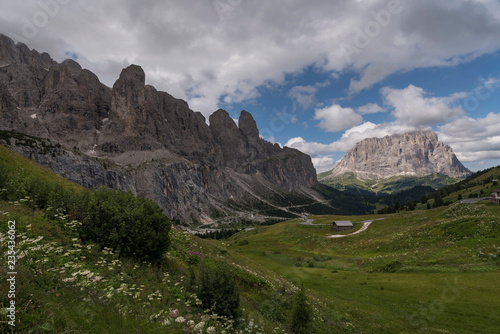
[226,206,500,333]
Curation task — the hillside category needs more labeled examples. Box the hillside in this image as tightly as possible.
[0,143,310,333]
[2,145,499,333]
[427,165,500,205]
[319,171,462,195]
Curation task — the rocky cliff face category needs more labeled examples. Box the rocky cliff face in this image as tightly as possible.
[0,34,319,224]
[323,131,471,181]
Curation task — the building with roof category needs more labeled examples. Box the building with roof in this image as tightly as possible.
[490,189,500,204]
[332,220,353,231]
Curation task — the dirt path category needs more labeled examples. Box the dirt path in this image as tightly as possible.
[326,218,386,238]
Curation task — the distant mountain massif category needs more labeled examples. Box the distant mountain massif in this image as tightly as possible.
[1,33,373,225]
[319,131,471,194]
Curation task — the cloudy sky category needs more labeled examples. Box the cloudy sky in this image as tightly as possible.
[2,0,500,172]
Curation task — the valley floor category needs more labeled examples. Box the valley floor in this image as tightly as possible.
[225,206,500,333]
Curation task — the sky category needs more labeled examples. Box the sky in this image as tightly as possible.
[2,0,500,173]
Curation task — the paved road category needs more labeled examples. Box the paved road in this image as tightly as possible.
[460,197,489,204]
[300,218,328,225]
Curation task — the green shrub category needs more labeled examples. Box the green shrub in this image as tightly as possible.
[289,286,313,334]
[80,187,171,263]
[238,239,249,246]
[260,291,293,323]
[0,163,9,200]
[0,162,8,188]
[381,260,403,273]
[197,261,240,319]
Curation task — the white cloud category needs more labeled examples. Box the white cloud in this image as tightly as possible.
[284,137,333,156]
[333,121,418,152]
[288,85,317,110]
[1,0,499,118]
[314,104,363,133]
[381,85,466,127]
[357,103,384,114]
[483,76,500,87]
[438,113,500,162]
[288,80,331,110]
[312,155,337,173]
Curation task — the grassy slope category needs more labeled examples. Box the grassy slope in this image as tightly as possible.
[419,166,500,209]
[0,144,85,193]
[0,145,299,333]
[226,206,500,333]
[444,167,500,202]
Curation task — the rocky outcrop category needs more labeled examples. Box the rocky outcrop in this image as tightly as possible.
[323,131,471,181]
[0,33,320,224]
[0,34,111,150]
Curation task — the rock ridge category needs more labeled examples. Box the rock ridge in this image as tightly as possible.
[325,131,471,181]
[0,33,319,224]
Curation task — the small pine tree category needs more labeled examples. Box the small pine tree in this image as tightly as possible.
[433,195,444,208]
[289,286,313,334]
[420,195,427,204]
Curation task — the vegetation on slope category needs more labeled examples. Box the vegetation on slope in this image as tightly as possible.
[427,165,500,203]
[211,183,377,227]
[227,205,500,333]
[0,144,317,333]
[371,166,499,214]
[0,145,171,264]
[318,172,461,195]
[2,143,499,333]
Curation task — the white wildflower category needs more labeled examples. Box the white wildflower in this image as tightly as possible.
[169,309,179,318]
[62,277,77,283]
[187,320,196,330]
[175,316,185,323]
[194,321,205,332]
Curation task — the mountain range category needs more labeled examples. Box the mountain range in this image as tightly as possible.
[0,33,347,225]
[0,33,474,222]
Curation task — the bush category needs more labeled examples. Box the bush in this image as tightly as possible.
[238,239,249,246]
[80,187,171,264]
[289,286,313,334]
[0,163,9,200]
[260,290,293,323]
[197,261,240,320]
[381,260,403,273]
[0,162,8,187]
